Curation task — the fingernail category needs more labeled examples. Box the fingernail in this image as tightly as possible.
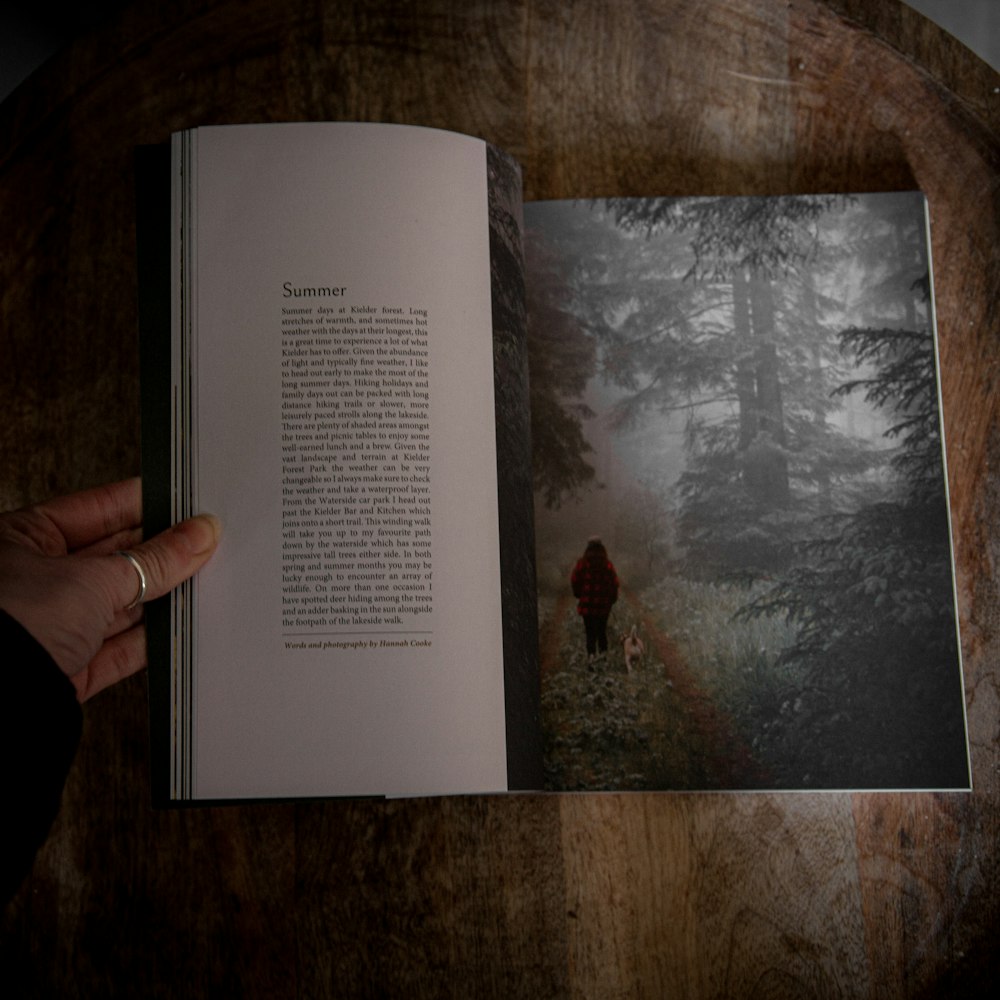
[176,513,222,555]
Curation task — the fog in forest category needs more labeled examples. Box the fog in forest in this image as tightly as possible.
[523,193,969,792]
[529,198,895,589]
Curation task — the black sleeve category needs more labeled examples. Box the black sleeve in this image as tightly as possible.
[1,609,83,905]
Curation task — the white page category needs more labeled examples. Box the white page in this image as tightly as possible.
[178,123,507,798]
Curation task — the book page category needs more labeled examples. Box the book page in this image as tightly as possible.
[525,194,969,792]
[179,123,508,798]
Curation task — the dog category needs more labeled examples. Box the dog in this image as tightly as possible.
[621,624,645,674]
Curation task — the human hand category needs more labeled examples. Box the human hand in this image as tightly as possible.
[0,478,220,702]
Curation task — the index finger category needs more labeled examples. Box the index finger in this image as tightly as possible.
[34,478,142,552]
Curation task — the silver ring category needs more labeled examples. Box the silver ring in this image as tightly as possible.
[116,550,148,610]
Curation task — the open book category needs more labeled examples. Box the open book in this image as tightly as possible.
[137,122,970,802]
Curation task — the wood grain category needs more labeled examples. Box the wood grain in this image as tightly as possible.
[1,0,997,995]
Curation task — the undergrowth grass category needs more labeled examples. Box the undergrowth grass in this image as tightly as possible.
[642,576,802,730]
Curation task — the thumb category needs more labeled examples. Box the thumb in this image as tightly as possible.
[120,514,222,607]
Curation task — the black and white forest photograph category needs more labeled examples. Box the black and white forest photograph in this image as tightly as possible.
[525,193,970,792]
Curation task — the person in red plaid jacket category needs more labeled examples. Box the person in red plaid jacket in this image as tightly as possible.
[570,536,620,662]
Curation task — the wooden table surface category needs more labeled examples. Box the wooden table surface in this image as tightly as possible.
[2,0,998,995]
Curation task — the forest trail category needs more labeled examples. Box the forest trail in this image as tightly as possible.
[538,591,574,679]
[621,589,768,788]
[539,586,767,790]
